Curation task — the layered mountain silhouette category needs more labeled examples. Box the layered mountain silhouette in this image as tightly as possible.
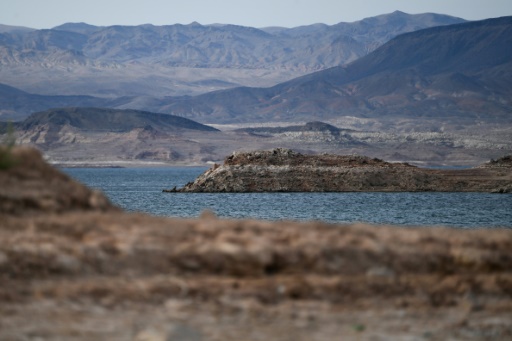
[1,11,463,70]
[0,83,111,120]
[156,16,512,124]
[16,107,218,132]
[1,15,510,127]
[0,11,464,100]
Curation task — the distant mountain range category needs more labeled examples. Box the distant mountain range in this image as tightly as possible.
[0,83,110,120]
[0,11,464,100]
[1,15,510,128]
[1,14,510,167]
[158,16,512,125]
[1,11,463,70]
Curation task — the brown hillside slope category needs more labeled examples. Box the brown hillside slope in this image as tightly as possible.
[1,147,511,340]
[0,146,116,215]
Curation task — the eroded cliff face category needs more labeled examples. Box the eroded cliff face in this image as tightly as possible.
[1,147,512,340]
[172,148,512,193]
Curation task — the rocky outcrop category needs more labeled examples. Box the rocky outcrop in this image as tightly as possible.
[479,155,512,169]
[169,148,512,193]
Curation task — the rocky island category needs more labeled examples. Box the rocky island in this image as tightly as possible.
[167,148,512,193]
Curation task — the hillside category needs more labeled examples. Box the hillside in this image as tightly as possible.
[155,16,512,125]
[236,121,352,135]
[0,24,34,33]
[18,107,219,132]
[4,112,511,167]
[0,83,109,121]
[0,11,464,102]
[6,108,223,166]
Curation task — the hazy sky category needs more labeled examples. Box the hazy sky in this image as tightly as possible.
[2,0,512,29]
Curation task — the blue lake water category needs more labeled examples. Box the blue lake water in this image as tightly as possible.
[63,167,512,228]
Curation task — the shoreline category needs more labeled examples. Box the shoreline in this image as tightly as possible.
[43,151,497,169]
[50,160,212,168]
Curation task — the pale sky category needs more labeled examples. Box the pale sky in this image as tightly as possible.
[2,0,512,29]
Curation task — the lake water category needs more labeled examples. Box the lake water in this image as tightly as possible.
[63,167,512,228]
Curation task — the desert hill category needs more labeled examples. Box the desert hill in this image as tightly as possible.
[4,108,222,166]
[18,107,219,132]
[0,83,110,121]
[157,16,512,125]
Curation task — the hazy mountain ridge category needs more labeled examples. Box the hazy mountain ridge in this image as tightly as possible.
[0,11,465,99]
[1,16,509,127]
[18,107,219,132]
[6,11,461,69]
[155,16,512,125]
[53,22,104,35]
[0,24,35,34]
[0,83,111,121]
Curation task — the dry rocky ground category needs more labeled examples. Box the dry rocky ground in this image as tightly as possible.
[1,147,512,340]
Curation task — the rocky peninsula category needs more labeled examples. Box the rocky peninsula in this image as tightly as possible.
[2,147,512,340]
[168,148,512,193]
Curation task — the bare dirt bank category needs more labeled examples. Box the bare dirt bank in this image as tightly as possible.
[1,147,512,340]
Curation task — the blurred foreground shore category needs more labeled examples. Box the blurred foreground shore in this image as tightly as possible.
[1,147,511,340]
